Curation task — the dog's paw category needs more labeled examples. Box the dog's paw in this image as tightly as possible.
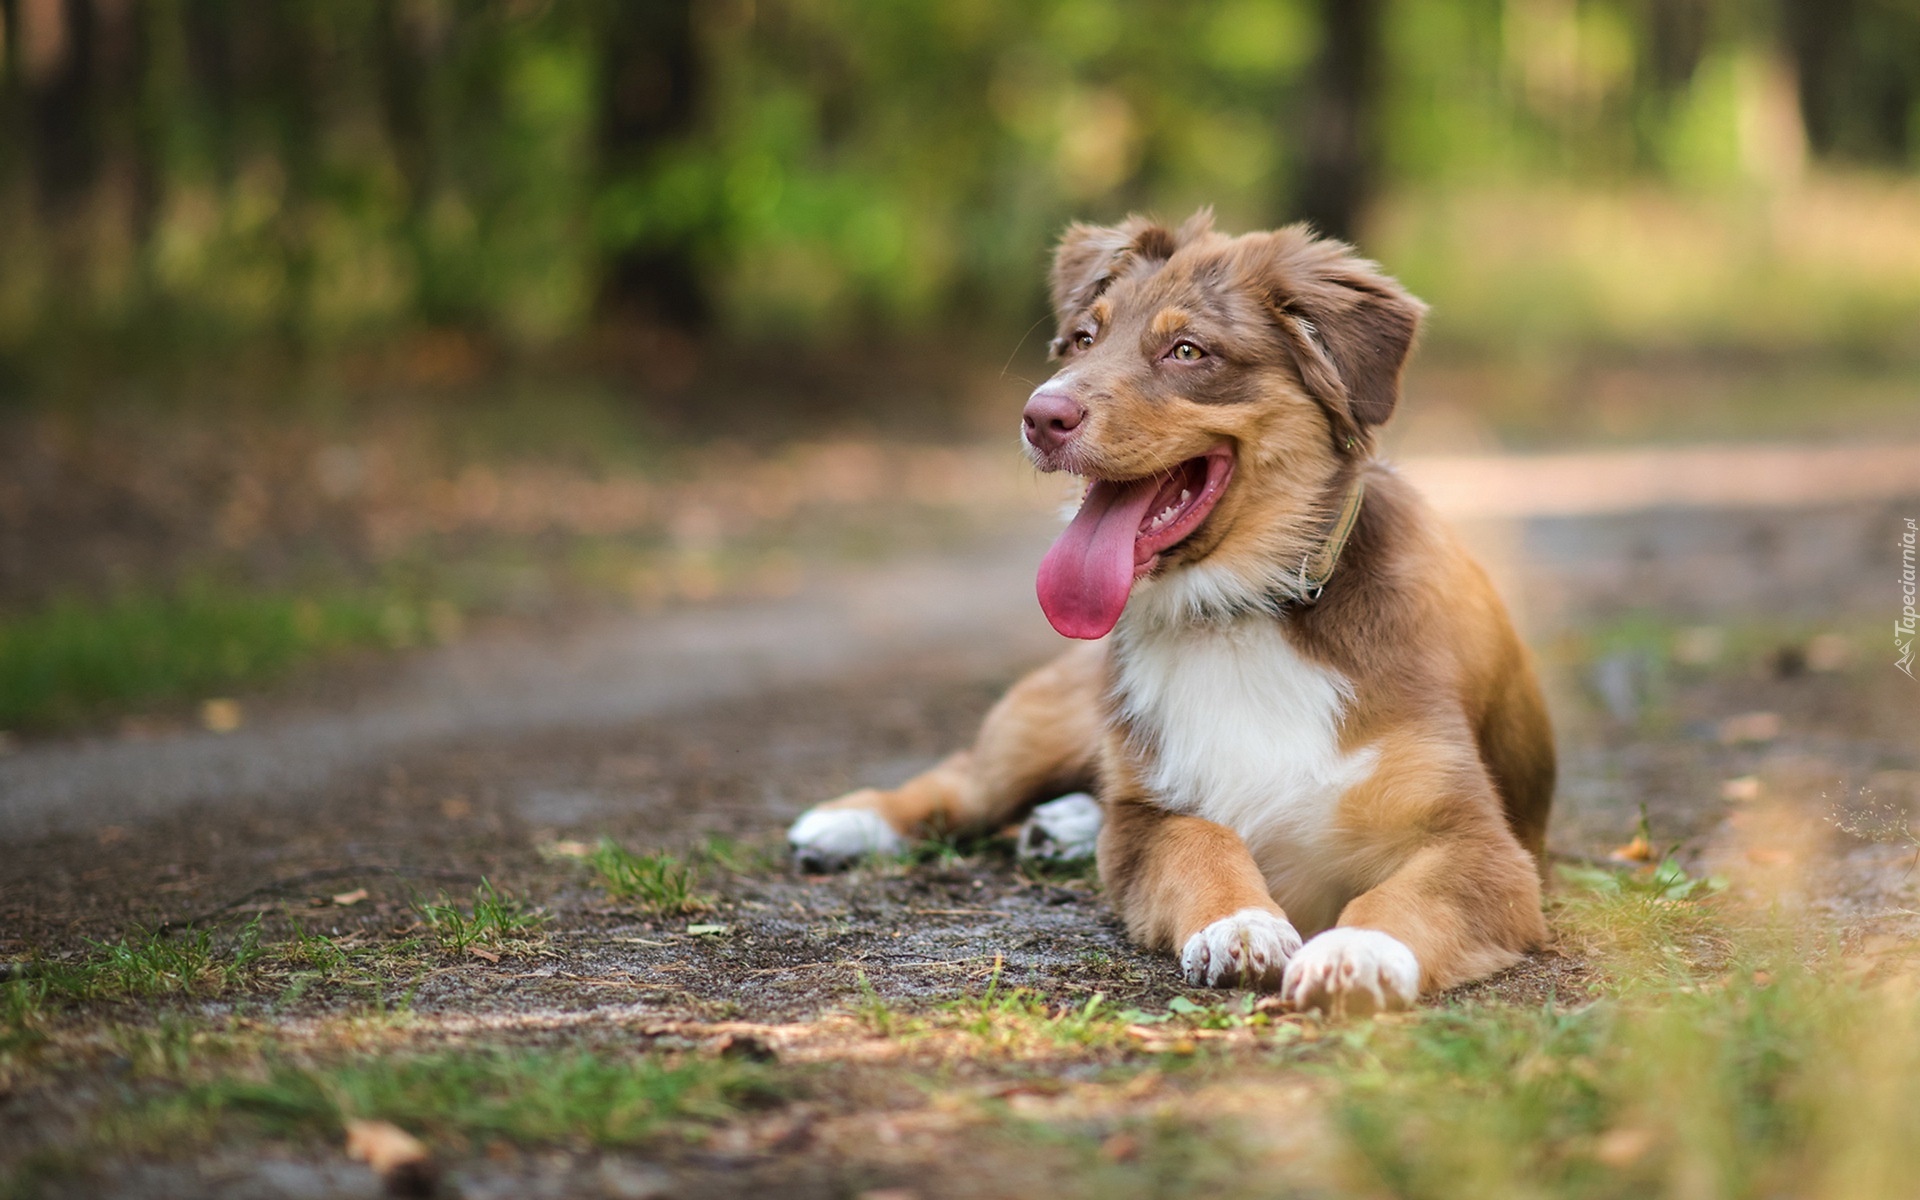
[787,800,905,872]
[1015,792,1103,864]
[1180,908,1302,990]
[1281,928,1420,1017]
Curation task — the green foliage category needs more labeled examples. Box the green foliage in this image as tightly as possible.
[413,880,547,953]
[0,2,1913,363]
[1558,858,1729,905]
[586,840,710,915]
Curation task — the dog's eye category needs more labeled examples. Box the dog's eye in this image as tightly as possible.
[1170,341,1206,362]
[1073,331,1095,351]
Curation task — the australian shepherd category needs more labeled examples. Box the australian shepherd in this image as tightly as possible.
[787,212,1553,1016]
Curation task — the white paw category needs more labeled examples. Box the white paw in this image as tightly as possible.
[1180,908,1302,990]
[787,805,905,872]
[1015,792,1103,863]
[1281,928,1420,1016]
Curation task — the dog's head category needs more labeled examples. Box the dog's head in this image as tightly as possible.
[1024,211,1425,639]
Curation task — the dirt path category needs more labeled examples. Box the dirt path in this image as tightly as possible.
[0,523,1063,841]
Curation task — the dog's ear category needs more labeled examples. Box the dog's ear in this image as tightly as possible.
[1261,226,1425,438]
[1049,211,1214,330]
[1050,222,1137,322]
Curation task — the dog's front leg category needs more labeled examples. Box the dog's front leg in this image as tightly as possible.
[1099,795,1302,991]
[1283,811,1545,1017]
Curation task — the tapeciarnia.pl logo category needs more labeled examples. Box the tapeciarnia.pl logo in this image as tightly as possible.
[1900,517,1917,679]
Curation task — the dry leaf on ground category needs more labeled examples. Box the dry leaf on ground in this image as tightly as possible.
[344,1118,437,1195]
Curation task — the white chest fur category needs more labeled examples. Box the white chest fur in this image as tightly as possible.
[1111,609,1378,931]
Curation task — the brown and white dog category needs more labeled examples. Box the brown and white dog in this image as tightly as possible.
[787,213,1553,1015]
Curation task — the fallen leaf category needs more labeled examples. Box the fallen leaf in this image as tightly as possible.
[1609,834,1655,863]
[200,698,244,734]
[1671,626,1724,666]
[1593,1126,1655,1168]
[1806,633,1853,672]
[715,1033,777,1062]
[1120,1068,1163,1099]
[1717,711,1782,745]
[331,888,370,907]
[467,946,501,963]
[1100,1132,1140,1163]
[344,1118,437,1195]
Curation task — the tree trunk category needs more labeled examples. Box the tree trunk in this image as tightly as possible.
[24,0,98,218]
[1291,0,1382,244]
[595,0,705,329]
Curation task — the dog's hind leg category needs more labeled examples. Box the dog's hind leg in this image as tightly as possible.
[788,642,1106,869]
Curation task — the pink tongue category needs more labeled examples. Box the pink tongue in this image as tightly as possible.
[1036,477,1160,639]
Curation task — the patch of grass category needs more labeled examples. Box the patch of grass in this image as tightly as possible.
[692,834,786,876]
[1120,993,1272,1032]
[275,924,360,979]
[1297,861,1920,1200]
[268,925,433,1009]
[1018,852,1102,884]
[110,1016,256,1081]
[0,976,51,1063]
[1321,962,1920,1200]
[907,831,975,869]
[853,970,916,1038]
[586,839,710,915]
[0,577,468,730]
[1551,854,1732,990]
[937,958,1132,1052]
[128,1049,780,1152]
[413,879,547,953]
[16,921,264,1008]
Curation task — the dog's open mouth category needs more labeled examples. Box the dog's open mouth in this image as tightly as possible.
[1036,446,1234,639]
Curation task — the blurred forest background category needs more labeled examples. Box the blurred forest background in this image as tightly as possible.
[2,0,1918,379]
[2,0,1919,730]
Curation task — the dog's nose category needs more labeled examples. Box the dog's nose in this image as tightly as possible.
[1023,388,1086,453]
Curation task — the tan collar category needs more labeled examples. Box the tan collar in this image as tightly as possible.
[1292,475,1366,604]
